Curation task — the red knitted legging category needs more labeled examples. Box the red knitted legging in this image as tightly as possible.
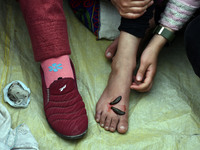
[19,0,71,62]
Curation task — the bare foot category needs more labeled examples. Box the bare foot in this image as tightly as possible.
[95,67,132,133]
[96,32,141,133]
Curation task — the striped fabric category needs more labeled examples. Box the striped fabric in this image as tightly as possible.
[159,0,200,31]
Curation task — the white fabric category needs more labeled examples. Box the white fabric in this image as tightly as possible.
[3,80,31,108]
[99,0,121,40]
[0,103,39,150]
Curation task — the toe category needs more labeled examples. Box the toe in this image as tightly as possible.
[100,112,107,128]
[109,117,118,132]
[105,37,118,59]
[117,117,128,134]
[104,116,112,131]
[95,110,102,123]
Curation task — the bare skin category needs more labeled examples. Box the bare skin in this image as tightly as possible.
[111,0,154,19]
[105,16,156,59]
[95,31,141,133]
[104,24,172,92]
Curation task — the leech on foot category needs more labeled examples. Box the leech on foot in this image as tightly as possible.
[111,106,125,115]
[110,96,122,105]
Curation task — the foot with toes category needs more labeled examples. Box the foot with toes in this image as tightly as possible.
[95,32,141,134]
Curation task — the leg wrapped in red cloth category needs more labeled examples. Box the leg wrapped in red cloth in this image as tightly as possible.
[19,0,88,139]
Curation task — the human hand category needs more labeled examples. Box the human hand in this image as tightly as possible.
[111,0,154,19]
[130,47,158,92]
[130,34,168,92]
[105,17,156,59]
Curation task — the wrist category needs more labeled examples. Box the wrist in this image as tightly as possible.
[146,34,167,54]
[152,34,167,49]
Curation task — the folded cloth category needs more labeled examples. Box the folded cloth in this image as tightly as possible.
[0,103,39,150]
[98,0,120,40]
[3,80,31,108]
[69,0,120,40]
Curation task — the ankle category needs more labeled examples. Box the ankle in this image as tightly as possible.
[111,57,136,73]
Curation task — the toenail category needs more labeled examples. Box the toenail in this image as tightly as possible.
[101,124,104,127]
[105,126,109,130]
[106,52,112,57]
[110,127,115,131]
[96,118,100,122]
[120,126,125,130]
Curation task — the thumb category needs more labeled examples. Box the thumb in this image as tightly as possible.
[136,63,149,82]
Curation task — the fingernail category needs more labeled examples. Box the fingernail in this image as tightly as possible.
[106,52,112,57]
[137,76,142,81]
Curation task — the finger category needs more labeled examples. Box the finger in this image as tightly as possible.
[147,0,154,7]
[120,0,152,8]
[119,0,154,17]
[130,75,152,92]
[133,82,153,92]
[136,63,149,82]
[105,37,119,59]
[132,75,142,85]
[121,0,154,13]
[131,65,155,92]
[130,79,152,92]
[120,7,147,14]
[145,82,153,92]
[143,64,156,83]
[141,81,153,92]
[120,11,146,19]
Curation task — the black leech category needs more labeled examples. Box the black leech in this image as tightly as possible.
[110,96,122,105]
[111,107,125,115]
